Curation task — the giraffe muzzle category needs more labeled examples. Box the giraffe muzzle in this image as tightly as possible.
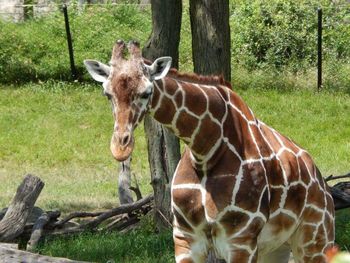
[110,132,135,162]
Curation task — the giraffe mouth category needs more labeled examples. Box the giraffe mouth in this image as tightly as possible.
[110,136,135,162]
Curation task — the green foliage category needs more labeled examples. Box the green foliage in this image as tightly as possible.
[228,0,350,92]
[230,0,350,70]
[231,1,315,70]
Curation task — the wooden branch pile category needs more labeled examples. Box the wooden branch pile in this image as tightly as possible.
[0,174,153,262]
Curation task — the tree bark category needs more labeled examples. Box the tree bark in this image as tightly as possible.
[142,0,182,230]
[190,1,231,262]
[0,174,44,242]
[190,0,231,81]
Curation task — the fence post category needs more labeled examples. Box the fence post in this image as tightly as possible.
[317,7,322,91]
[63,4,77,80]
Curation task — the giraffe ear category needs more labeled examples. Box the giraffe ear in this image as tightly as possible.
[84,59,110,83]
[147,57,172,80]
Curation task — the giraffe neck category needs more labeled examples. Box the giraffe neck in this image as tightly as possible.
[148,77,254,170]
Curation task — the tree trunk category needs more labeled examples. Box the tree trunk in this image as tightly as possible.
[190,1,231,262]
[0,174,44,242]
[190,0,231,81]
[142,0,182,229]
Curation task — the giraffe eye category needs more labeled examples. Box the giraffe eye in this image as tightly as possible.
[140,91,151,99]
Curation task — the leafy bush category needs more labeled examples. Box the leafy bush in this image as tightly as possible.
[230,0,350,70]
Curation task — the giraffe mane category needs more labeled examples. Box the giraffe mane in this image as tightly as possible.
[143,58,233,89]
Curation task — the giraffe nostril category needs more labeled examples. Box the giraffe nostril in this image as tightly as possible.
[121,134,130,147]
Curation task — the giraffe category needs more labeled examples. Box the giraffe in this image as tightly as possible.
[84,40,335,263]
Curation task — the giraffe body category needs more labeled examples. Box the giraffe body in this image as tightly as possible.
[84,41,335,263]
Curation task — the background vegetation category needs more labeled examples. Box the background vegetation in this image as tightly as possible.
[0,0,349,92]
[0,0,349,261]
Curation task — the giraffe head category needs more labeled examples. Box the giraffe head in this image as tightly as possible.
[84,40,172,161]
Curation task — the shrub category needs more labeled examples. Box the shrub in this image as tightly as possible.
[230,0,350,71]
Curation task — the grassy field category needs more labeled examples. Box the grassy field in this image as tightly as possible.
[1,82,350,261]
[1,82,349,210]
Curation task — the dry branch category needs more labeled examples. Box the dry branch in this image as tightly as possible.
[325,172,350,182]
[129,186,142,201]
[54,211,104,228]
[81,194,153,230]
[130,172,143,201]
[0,174,44,242]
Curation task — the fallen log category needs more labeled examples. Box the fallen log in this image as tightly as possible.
[0,245,90,263]
[0,174,44,242]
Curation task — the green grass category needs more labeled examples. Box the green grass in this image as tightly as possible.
[36,220,174,263]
